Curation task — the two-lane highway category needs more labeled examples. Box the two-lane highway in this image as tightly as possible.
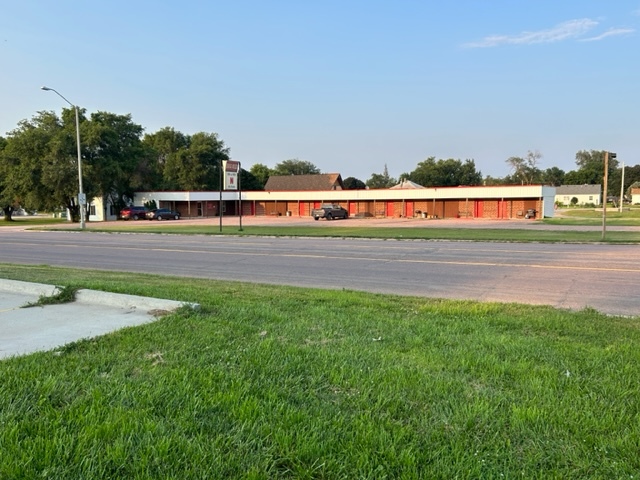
[2,229,639,316]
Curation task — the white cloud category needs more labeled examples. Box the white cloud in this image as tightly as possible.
[581,28,635,41]
[464,18,598,48]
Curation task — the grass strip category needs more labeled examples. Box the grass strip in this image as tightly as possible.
[38,224,640,243]
[0,264,639,478]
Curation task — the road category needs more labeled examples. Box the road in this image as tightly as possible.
[1,227,639,316]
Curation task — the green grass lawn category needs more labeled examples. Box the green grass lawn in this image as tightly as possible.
[40,223,640,243]
[1,264,639,478]
[547,207,640,226]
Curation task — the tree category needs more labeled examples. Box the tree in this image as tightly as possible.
[272,159,320,176]
[541,166,565,186]
[505,150,543,185]
[2,109,85,222]
[405,157,482,187]
[249,163,272,188]
[162,132,229,190]
[240,169,264,191]
[366,164,396,188]
[568,150,618,188]
[142,127,189,190]
[0,135,17,221]
[82,111,145,212]
[343,177,366,189]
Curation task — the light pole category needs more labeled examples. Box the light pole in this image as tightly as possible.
[41,86,86,229]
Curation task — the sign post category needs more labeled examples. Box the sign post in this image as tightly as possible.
[223,160,242,231]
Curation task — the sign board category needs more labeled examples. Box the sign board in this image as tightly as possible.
[223,160,240,190]
[78,193,87,205]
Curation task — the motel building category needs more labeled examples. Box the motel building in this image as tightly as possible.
[133,174,556,221]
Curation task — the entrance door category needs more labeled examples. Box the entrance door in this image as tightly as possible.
[474,200,484,218]
[405,201,414,218]
[386,202,394,217]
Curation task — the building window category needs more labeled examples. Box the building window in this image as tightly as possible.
[589,196,593,201]
[89,205,96,216]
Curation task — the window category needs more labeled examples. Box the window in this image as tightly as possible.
[89,205,96,216]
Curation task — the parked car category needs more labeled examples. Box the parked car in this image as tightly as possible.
[311,204,349,220]
[120,206,149,220]
[146,208,181,221]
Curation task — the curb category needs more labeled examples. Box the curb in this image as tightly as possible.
[0,279,199,312]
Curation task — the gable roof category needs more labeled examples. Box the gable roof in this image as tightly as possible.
[390,179,425,189]
[264,173,344,191]
[555,184,601,195]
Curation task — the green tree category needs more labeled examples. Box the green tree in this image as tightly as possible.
[366,164,396,188]
[541,166,565,186]
[343,177,366,189]
[405,157,482,187]
[240,169,264,191]
[142,127,189,190]
[2,109,85,221]
[0,135,18,220]
[83,112,145,211]
[163,132,229,190]
[568,150,619,188]
[272,159,320,176]
[249,163,272,188]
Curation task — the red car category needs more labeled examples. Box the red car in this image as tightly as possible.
[119,206,148,220]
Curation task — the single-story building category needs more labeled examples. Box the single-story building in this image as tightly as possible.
[133,184,556,220]
[631,188,640,205]
[554,185,601,206]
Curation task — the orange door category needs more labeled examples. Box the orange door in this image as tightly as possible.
[386,202,394,217]
[474,200,484,218]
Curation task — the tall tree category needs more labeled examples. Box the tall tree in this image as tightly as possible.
[163,132,229,190]
[2,109,85,221]
[272,159,320,176]
[541,166,565,186]
[505,150,543,185]
[142,127,189,190]
[83,111,145,211]
[366,164,396,188]
[249,163,272,188]
[405,157,482,187]
[568,150,619,189]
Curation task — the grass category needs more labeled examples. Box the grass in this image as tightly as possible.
[0,216,66,227]
[1,264,639,478]
[546,207,640,226]
[23,285,78,307]
[39,223,640,243]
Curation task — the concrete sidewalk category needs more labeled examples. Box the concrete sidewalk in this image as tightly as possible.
[0,279,199,360]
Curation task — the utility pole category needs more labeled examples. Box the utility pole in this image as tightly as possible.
[620,161,625,213]
[602,151,617,241]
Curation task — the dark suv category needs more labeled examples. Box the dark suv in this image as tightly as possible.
[119,206,148,220]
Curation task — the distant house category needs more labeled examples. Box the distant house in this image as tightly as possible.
[554,185,601,206]
[631,188,640,205]
[265,173,344,191]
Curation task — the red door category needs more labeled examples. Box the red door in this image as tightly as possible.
[498,200,507,219]
[405,201,414,218]
[474,200,484,218]
[386,202,394,217]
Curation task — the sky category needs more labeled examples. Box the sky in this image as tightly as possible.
[1,0,638,181]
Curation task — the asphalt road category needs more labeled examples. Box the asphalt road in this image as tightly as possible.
[2,226,640,316]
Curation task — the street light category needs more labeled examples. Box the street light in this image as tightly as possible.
[41,86,86,229]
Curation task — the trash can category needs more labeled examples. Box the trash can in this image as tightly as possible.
[286,211,291,217]
[421,212,427,218]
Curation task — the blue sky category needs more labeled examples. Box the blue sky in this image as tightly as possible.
[1,0,638,180]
